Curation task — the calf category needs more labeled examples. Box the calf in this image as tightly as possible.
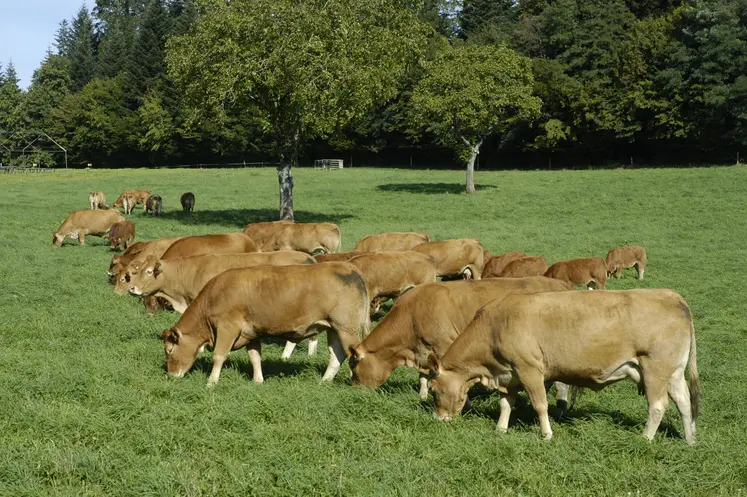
[159,262,369,385]
[244,221,341,254]
[428,289,699,444]
[52,209,125,247]
[89,191,107,210]
[545,257,607,290]
[606,245,647,280]
[122,194,137,215]
[160,232,257,259]
[113,189,151,210]
[481,251,527,278]
[499,256,548,278]
[180,192,195,212]
[353,232,430,252]
[108,220,136,251]
[145,195,163,216]
[411,238,485,280]
[314,251,363,263]
[349,277,571,400]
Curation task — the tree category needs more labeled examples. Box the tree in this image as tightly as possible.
[97,12,136,78]
[410,42,541,193]
[128,0,170,101]
[167,0,428,219]
[459,0,518,45]
[18,51,71,132]
[0,62,24,133]
[69,6,97,91]
[54,20,75,57]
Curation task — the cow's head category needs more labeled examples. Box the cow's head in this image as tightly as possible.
[349,343,391,389]
[160,327,200,378]
[113,269,132,294]
[127,256,162,296]
[606,261,618,276]
[427,354,477,421]
[51,232,64,247]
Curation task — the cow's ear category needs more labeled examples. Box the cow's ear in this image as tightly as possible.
[153,260,163,276]
[161,327,182,344]
[426,353,442,377]
[348,343,365,361]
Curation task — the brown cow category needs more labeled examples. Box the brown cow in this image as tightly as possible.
[481,251,527,278]
[159,262,370,385]
[122,194,137,215]
[160,233,258,259]
[314,251,363,263]
[127,251,315,314]
[88,191,107,210]
[411,239,485,280]
[428,289,699,444]
[545,257,607,290]
[243,221,341,254]
[180,192,195,212]
[52,209,125,247]
[113,189,151,210]
[353,232,430,252]
[109,237,182,287]
[350,251,437,314]
[145,195,163,216]
[606,245,648,280]
[349,277,571,400]
[499,256,548,278]
[108,220,136,251]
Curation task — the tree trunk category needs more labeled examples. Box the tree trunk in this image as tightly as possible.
[464,139,483,194]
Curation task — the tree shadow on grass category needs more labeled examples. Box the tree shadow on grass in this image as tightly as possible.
[191,352,328,381]
[376,183,497,195]
[158,208,355,229]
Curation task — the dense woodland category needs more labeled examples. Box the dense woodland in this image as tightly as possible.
[2,0,747,171]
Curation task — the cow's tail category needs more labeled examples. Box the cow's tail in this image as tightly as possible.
[360,280,371,338]
[688,318,700,423]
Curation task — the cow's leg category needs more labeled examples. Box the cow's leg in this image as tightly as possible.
[207,328,236,387]
[322,331,346,381]
[640,363,670,441]
[418,373,429,401]
[554,382,569,411]
[247,339,264,383]
[78,232,86,245]
[307,337,318,356]
[281,341,297,360]
[637,264,645,280]
[518,368,553,440]
[496,392,517,433]
[668,367,695,444]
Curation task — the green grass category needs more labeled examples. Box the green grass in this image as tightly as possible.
[0,166,745,496]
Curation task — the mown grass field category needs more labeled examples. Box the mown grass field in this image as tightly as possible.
[0,166,745,496]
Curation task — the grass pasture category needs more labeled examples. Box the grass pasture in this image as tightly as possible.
[0,166,746,496]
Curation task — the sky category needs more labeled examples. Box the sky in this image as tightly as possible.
[0,1,94,89]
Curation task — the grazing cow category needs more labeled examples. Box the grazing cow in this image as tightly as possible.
[108,237,182,287]
[145,195,163,216]
[108,220,136,251]
[499,256,548,278]
[314,251,363,263]
[481,251,527,278]
[127,251,315,314]
[159,262,370,385]
[160,233,258,259]
[545,257,607,290]
[411,239,485,280]
[243,221,341,254]
[88,191,107,210]
[349,277,571,400]
[606,245,647,280]
[353,232,430,252]
[52,209,125,247]
[180,192,195,212]
[350,251,437,314]
[122,194,137,215]
[428,289,699,444]
[142,295,174,314]
[113,189,151,210]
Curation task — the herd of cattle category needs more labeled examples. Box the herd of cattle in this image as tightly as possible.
[50,188,699,445]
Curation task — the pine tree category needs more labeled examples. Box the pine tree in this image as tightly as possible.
[69,6,97,91]
[54,20,75,57]
[19,51,71,131]
[97,13,136,78]
[126,0,170,104]
[459,0,518,44]
[0,61,25,134]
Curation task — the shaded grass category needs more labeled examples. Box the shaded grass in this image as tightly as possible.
[0,166,746,495]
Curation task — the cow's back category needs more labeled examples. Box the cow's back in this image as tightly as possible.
[161,233,258,259]
[482,251,527,278]
[501,256,547,278]
[411,239,485,278]
[353,232,430,252]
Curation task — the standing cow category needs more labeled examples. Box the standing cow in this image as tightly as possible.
[411,238,485,280]
[88,191,107,210]
[429,289,699,444]
[108,220,136,251]
[145,195,163,216]
[52,209,125,247]
[180,192,195,212]
[353,232,430,252]
[159,262,370,385]
[606,245,647,280]
[544,257,607,290]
